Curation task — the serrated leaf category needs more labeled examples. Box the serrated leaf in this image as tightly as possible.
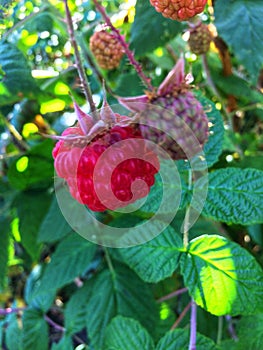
[14,191,51,261]
[64,280,93,335]
[156,328,218,350]
[51,336,73,350]
[118,224,183,283]
[235,313,263,350]
[38,195,72,243]
[203,168,263,225]
[5,314,23,350]
[22,308,49,350]
[104,316,154,350]
[0,41,39,105]
[130,1,183,56]
[24,265,56,312]
[214,0,263,82]
[0,216,10,289]
[180,235,263,316]
[86,264,158,349]
[40,233,97,291]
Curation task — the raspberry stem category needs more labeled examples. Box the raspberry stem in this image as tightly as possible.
[93,0,154,91]
[189,300,197,350]
[63,0,98,116]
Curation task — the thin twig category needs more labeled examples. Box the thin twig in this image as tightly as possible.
[93,0,153,91]
[225,315,238,341]
[0,307,26,316]
[63,0,97,116]
[157,287,188,303]
[188,300,197,350]
[103,247,115,277]
[171,301,191,330]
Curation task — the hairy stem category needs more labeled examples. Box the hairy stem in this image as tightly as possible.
[225,315,238,341]
[63,0,97,115]
[157,287,188,303]
[183,169,192,248]
[0,307,25,315]
[188,300,197,350]
[93,0,153,91]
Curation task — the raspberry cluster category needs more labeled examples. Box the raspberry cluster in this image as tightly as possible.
[53,118,159,212]
[150,0,207,21]
[90,30,124,70]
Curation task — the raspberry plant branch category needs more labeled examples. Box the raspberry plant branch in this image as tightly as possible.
[216,316,223,345]
[189,299,197,350]
[157,287,188,303]
[170,301,191,330]
[225,315,238,341]
[63,0,97,115]
[93,0,154,91]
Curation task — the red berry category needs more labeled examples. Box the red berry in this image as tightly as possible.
[150,0,207,21]
[53,116,159,212]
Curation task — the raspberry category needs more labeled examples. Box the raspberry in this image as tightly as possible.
[53,104,159,212]
[150,0,207,21]
[89,30,124,70]
[118,58,209,160]
[188,23,213,55]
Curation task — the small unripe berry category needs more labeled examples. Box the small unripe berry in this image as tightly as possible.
[90,30,124,70]
[188,23,213,55]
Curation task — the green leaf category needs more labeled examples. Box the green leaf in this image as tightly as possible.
[40,233,97,291]
[156,328,219,350]
[86,264,158,349]
[235,313,263,350]
[0,41,39,105]
[214,0,263,82]
[22,308,49,350]
[5,314,23,350]
[180,234,263,316]
[24,265,56,312]
[130,1,183,56]
[38,195,72,243]
[0,216,10,289]
[14,191,51,261]
[51,336,73,350]
[118,224,183,283]
[64,281,93,335]
[104,316,154,350]
[248,224,263,246]
[203,168,263,225]
[7,140,54,191]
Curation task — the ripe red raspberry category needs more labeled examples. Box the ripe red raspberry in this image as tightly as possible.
[188,23,213,55]
[150,0,207,21]
[53,103,159,212]
[90,30,124,70]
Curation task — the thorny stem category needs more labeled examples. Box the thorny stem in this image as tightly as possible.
[171,301,191,330]
[93,0,154,91]
[188,300,197,350]
[157,287,188,303]
[63,0,97,116]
